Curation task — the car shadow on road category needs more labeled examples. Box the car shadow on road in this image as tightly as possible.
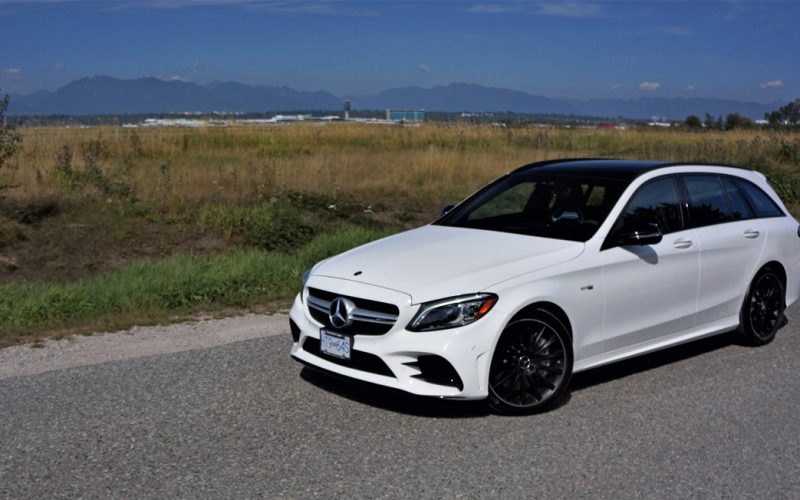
[300,322,788,418]
[569,332,735,392]
[300,367,491,418]
[571,316,789,392]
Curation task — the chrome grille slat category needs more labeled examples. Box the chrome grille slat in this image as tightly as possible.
[350,309,397,324]
[307,296,330,312]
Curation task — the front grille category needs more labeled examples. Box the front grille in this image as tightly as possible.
[302,337,395,378]
[307,287,399,335]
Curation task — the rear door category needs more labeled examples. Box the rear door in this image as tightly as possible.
[681,174,766,326]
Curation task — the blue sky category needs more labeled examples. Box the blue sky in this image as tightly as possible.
[1,1,798,102]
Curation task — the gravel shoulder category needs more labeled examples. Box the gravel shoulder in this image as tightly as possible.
[0,313,288,380]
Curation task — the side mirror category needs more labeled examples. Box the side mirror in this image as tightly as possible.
[440,204,455,216]
[616,222,662,246]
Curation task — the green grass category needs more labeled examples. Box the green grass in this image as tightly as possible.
[0,225,391,344]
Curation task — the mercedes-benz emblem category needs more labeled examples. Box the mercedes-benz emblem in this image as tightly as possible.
[329,297,356,329]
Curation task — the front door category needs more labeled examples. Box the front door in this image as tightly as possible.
[600,176,700,353]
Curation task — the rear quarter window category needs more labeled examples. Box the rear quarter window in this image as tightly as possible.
[735,178,785,218]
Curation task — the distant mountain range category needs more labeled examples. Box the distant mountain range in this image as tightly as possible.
[346,83,576,115]
[7,76,783,121]
[8,76,341,116]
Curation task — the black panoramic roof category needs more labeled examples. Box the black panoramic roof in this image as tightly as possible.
[510,158,748,181]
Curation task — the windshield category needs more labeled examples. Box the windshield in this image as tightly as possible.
[436,173,628,242]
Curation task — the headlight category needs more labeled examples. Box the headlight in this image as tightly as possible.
[300,268,312,302]
[407,293,498,332]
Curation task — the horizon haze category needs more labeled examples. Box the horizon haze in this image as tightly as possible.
[5,75,786,120]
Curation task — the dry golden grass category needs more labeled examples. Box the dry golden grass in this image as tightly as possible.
[3,122,799,210]
[2,122,799,340]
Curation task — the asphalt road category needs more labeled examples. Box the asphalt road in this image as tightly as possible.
[2,307,799,498]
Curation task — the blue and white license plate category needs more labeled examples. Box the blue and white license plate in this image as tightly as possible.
[320,330,351,360]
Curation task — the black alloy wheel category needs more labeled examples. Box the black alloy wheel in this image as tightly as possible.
[488,312,573,415]
[739,269,786,346]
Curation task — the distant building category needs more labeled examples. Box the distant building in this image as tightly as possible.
[141,118,207,128]
[386,109,425,123]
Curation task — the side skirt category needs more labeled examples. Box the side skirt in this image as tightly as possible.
[573,316,740,373]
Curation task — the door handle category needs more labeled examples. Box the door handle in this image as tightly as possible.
[744,229,760,239]
[673,239,693,249]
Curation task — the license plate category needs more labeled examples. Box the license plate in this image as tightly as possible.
[320,330,351,360]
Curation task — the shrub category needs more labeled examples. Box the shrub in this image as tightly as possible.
[0,92,22,171]
[764,168,800,208]
[198,202,316,253]
[0,214,27,249]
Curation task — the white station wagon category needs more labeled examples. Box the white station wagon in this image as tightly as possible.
[289,159,800,413]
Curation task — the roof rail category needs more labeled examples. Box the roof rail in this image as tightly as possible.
[654,161,754,172]
[510,157,614,174]
[510,158,754,175]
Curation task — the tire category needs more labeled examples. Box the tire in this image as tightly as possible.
[738,268,786,346]
[488,310,573,415]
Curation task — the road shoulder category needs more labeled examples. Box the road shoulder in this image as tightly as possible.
[0,313,288,380]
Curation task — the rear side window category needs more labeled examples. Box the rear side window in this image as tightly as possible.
[721,176,753,221]
[735,179,785,218]
[683,175,733,227]
[620,177,683,233]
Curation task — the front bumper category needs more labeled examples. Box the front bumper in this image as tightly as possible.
[288,279,503,400]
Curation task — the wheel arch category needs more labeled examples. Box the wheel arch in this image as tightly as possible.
[508,301,574,341]
[738,260,788,345]
[485,300,575,413]
[740,260,787,322]
[756,260,787,305]
[480,294,578,396]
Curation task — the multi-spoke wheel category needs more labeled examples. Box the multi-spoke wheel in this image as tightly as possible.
[739,268,786,346]
[488,311,573,415]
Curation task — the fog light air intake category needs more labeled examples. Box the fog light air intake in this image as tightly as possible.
[289,318,301,343]
[406,355,464,391]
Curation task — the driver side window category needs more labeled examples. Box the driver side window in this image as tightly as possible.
[619,177,683,234]
[468,182,536,221]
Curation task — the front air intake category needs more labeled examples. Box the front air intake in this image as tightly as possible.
[405,355,464,391]
[302,337,395,378]
[289,318,301,343]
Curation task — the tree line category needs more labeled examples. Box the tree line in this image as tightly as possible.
[0,91,22,173]
[684,98,800,130]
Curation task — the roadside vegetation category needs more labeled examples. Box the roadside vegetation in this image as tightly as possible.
[0,226,388,347]
[1,118,799,344]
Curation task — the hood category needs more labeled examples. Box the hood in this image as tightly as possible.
[313,225,584,304]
